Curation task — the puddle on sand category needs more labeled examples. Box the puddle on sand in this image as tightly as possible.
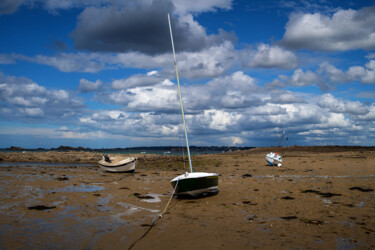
[322,198,333,204]
[0,162,95,167]
[116,202,160,216]
[51,184,105,193]
[140,193,162,203]
[96,194,113,212]
[336,237,360,249]
[357,201,365,208]
[0,205,132,249]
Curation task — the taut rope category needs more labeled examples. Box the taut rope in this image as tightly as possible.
[128,179,179,250]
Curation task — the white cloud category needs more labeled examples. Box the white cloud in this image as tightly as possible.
[175,41,236,79]
[280,6,375,51]
[11,53,108,73]
[241,43,298,69]
[111,74,162,90]
[0,72,84,120]
[22,108,44,117]
[4,40,235,79]
[106,82,179,112]
[172,0,232,14]
[288,68,328,90]
[361,60,375,84]
[2,0,233,16]
[0,0,22,15]
[71,1,234,55]
[268,91,305,104]
[0,54,16,64]
[318,93,368,115]
[274,59,375,91]
[319,61,375,84]
[357,104,375,121]
[195,109,241,132]
[79,79,102,92]
[147,70,159,76]
[33,53,106,73]
[126,85,178,112]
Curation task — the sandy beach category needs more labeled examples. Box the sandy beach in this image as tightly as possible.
[0,146,374,249]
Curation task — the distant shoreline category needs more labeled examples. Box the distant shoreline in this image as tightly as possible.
[3,145,375,152]
[2,145,256,153]
[0,145,257,156]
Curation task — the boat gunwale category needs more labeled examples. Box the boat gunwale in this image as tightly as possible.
[98,156,137,167]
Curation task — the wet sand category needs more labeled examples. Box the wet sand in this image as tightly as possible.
[0,146,374,249]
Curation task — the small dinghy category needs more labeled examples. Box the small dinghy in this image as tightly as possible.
[266,152,282,167]
[171,172,219,196]
[98,155,137,173]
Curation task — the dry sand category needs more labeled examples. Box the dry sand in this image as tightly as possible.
[0,146,374,249]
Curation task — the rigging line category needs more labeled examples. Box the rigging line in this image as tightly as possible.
[168,13,193,173]
[127,179,179,250]
[181,134,186,172]
[160,178,179,217]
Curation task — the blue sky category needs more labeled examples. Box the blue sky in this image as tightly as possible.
[0,0,374,149]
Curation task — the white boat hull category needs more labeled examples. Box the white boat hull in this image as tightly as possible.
[266,152,282,167]
[98,156,137,173]
[171,172,219,196]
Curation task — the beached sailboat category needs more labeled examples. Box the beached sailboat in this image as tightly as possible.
[266,130,285,167]
[266,152,282,167]
[98,155,137,173]
[168,14,219,196]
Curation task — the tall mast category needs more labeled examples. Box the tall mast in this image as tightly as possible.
[278,130,286,147]
[168,13,193,173]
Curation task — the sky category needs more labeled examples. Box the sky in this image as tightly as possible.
[0,0,375,149]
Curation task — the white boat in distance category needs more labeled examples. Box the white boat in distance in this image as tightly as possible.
[98,155,137,173]
[168,13,218,196]
[266,152,282,167]
[266,130,285,167]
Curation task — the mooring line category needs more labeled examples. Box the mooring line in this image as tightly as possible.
[128,179,179,250]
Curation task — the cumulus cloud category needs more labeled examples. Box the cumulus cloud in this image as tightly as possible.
[0,54,16,64]
[319,60,375,84]
[4,40,235,79]
[0,0,122,15]
[33,53,107,73]
[288,68,329,90]
[194,109,241,132]
[173,0,232,14]
[241,43,298,69]
[97,71,261,114]
[70,0,234,55]
[201,71,260,110]
[357,104,375,121]
[268,92,305,104]
[80,110,181,138]
[174,41,237,79]
[78,79,102,93]
[318,94,369,115]
[3,0,233,15]
[22,68,366,146]
[0,72,84,121]
[360,60,375,84]
[280,6,375,51]
[104,82,179,112]
[111,72,162,90]
[0,0,22,15]
[7,53,108,73]
[268,60,375,97]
